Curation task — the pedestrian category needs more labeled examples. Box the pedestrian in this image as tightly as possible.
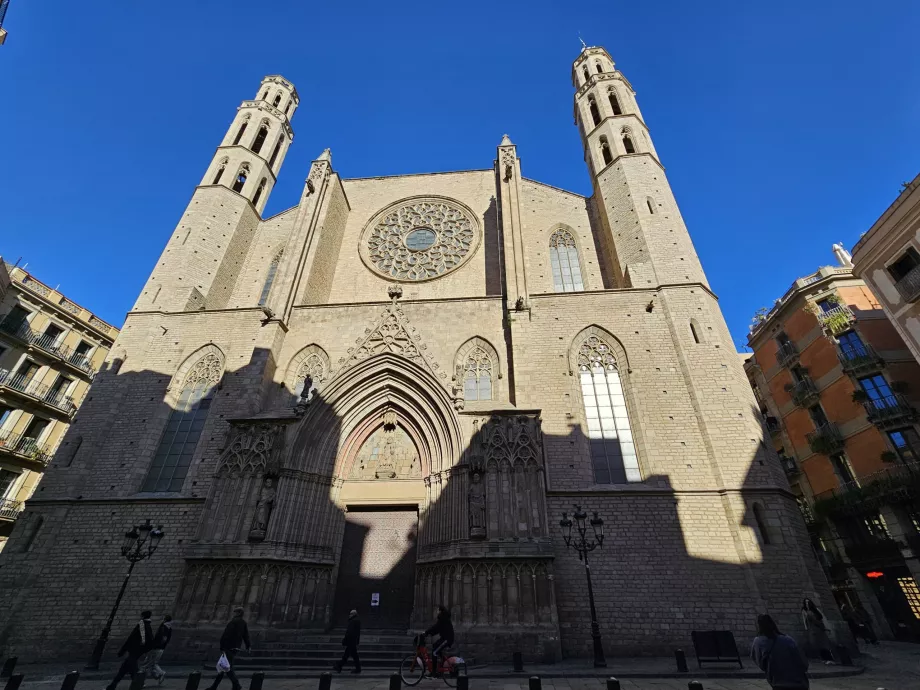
[140,614,173,685]
[839,604,860,645]
[853,604,879,645]
[205,607,251,690]
[801,597,835,663]
[751,614,810,690]
[334,609,361,674]
[105,610,154,690]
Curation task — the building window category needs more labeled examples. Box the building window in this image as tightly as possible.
[213,159,227,185]
[251,124,269,155]
[142,353,222,492]
[864,512,890,539]
[582,66,589,82]
[549,228,584,292]
[232,165,249,193]
[0,469,20,498]
[40,323,64,349]
[252,178,267,207]
[600,136,613,165]
[232,121,248,146]
[268,140,282,168]
[753,503,771,545]
[896,577,920,620]
[837,330,867,359]
[622,132,636,154]
[608,90,623,115]
[258,251,282,306]
[830,452,857,486]
[646,197,656,214]
[588,96,601,126]
[690,321,700,344]
[791,364,809,383]
[285,101,292,116]
[462,347,493,401]
[16,360,40,386]
[888,428,920,462]
[578,335,639,484]
[72,340,92,368]
[859,374,894,408]
[0,406,12,430]
[808,404,829,428]
[261,89,269,101]
[46,375,72,405]
[816,298,836,313]
[887,247,920,282]
[596,63,603,73]
[20,416,50,456]
[273,92,282,107]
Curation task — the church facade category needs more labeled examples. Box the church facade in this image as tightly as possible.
[0,47,837,662]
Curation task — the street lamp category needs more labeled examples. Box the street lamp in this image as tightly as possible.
[560,505,606,668]
[86,519,165,669]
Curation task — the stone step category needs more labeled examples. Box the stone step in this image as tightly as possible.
[248,650,408,660]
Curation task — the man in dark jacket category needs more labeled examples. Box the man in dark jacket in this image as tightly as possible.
[334,610,361,673]
[425,605,454,677]
[141,614,173,684]
[206,607,251,690]
[105,610,154,690]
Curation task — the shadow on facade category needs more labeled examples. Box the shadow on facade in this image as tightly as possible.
[0,350,841,665]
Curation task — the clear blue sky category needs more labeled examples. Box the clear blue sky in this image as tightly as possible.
[1,1,917,347]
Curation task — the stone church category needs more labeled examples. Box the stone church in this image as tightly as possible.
[0,46,837,662]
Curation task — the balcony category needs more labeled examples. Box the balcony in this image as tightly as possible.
[807,422,845,456]
[797,498,816,526]
[894,264,920,302]
[0,498,23,522]
[779,454,800,478]
[813,461,920,518]
[776,341,799,368]
[817,305,856,336]
[786,377,820,407]
[845,538,906,567]
[764,415,782,437]
[864,394,918,430]
[0,430,53,467]
[0,316,95,377]
[838,343,885,376]
[0,369,77,417]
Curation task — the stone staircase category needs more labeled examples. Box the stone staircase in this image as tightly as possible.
[233,631,412,671]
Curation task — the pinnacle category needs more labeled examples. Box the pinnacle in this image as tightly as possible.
[499,134,513,147]
[317,148,332,162]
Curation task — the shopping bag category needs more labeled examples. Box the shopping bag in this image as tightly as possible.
[216,652,231,673]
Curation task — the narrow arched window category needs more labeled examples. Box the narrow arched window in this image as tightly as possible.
[582,66,590,82]
[690,321,700,343]
[608,90,622,116]
[549,228,584,292]
[268,139,282,168]
[251,124,269,154]
[646,197,656,214]
[213,160,227,185]
[600,136,613,165]
[596,63,603,73]
[232,121,248,146]
[753,503,771,544]
[463,348,493,401]
[285,101,292,115]
[258,251,282,306]
[252,178,267,207]
[261,89,269,100]
[623,133,636,154]
[273,92,282,107]
[143,353,222,492]
[232,165,249,193]
[578,335,639,483]
[588,96,601,126]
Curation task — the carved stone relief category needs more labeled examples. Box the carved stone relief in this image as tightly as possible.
[350,414,421,480]
[215,422,284,476]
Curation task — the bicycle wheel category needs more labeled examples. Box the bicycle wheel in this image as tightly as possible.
[399,653,425,686]
[442,662,464,688]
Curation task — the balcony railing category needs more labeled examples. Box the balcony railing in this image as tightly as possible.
[0,369,77,416]
[895,264,920,302]
[779,454,799,477]
[864,394,917,429]
[764,415,781,436]
[845,538,906,567]
[787,377,820,407]
[797,497,816,526]
[807,422,845,456]
[776,341,799,368]
[838,343,885,376]
[0,316,95,376]
[817,305,856,335]
[0,430,53,466]
[0,497,23,521]
[813,461,920,517]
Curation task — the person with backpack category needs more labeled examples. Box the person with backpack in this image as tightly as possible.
[751,614,810,690]
[105,610,154,690]
[141,614,173,685]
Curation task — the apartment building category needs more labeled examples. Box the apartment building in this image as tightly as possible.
[745,250,920,641]
[0,259,118,550]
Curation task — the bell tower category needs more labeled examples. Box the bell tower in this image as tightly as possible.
[574,47,706,289]
[133,75,298,313]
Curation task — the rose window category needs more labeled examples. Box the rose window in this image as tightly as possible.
[361,198,479,281]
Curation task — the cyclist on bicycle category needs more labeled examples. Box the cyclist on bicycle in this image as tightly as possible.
[425,605,454,677]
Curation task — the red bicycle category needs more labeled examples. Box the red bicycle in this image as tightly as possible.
[399,634,465,687]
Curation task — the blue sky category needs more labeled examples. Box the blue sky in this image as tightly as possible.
[1,1,917,347]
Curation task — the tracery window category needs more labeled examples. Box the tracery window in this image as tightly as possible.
[258,251,282,306]
[213,158,228,185]
[233,118,249,146]
[549,228,584,292]
[578,336,639,484]
[142,353,222,492]
[252,123,269,155]
[232,164,249,193]
[252,178,267,207]
[294,352,326,398]
[463,348,493,401]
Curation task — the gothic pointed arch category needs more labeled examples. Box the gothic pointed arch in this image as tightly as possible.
[548,224,586,292]
[285,344,331,397]
[167,344,225,398]
[453,336,501,403]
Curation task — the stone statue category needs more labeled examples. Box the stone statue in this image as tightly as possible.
[249,477,276,541]
[469,472,486,539]
[294,375,315,415]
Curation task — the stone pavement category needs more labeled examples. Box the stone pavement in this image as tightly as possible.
[8,643,919,690]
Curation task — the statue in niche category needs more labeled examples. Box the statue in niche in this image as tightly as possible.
[375,411,398,478]
[468,472,486,539]
[294,375,316,415]
[249,476,277,541]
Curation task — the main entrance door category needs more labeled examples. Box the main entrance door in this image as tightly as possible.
[333,506,418,629]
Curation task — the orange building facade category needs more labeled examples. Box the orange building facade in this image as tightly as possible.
[745,257,920,642]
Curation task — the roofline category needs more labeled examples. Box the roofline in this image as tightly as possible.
[852,170,920,257]
[341,168,493,182]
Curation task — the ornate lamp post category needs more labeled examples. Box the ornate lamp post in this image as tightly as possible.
[86,520,165,669]
[560,505,606,667]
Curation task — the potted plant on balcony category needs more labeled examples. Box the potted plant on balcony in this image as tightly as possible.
[851,389,869,403]
[891,380,909,394]
[881,450,898,463]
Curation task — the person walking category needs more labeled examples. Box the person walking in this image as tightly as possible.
[801,598,835,663]
[206,607,251,690]
[751,614,810,690]
[334,609,361,674]
[105,610,154,690]
[141,614,173,685]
